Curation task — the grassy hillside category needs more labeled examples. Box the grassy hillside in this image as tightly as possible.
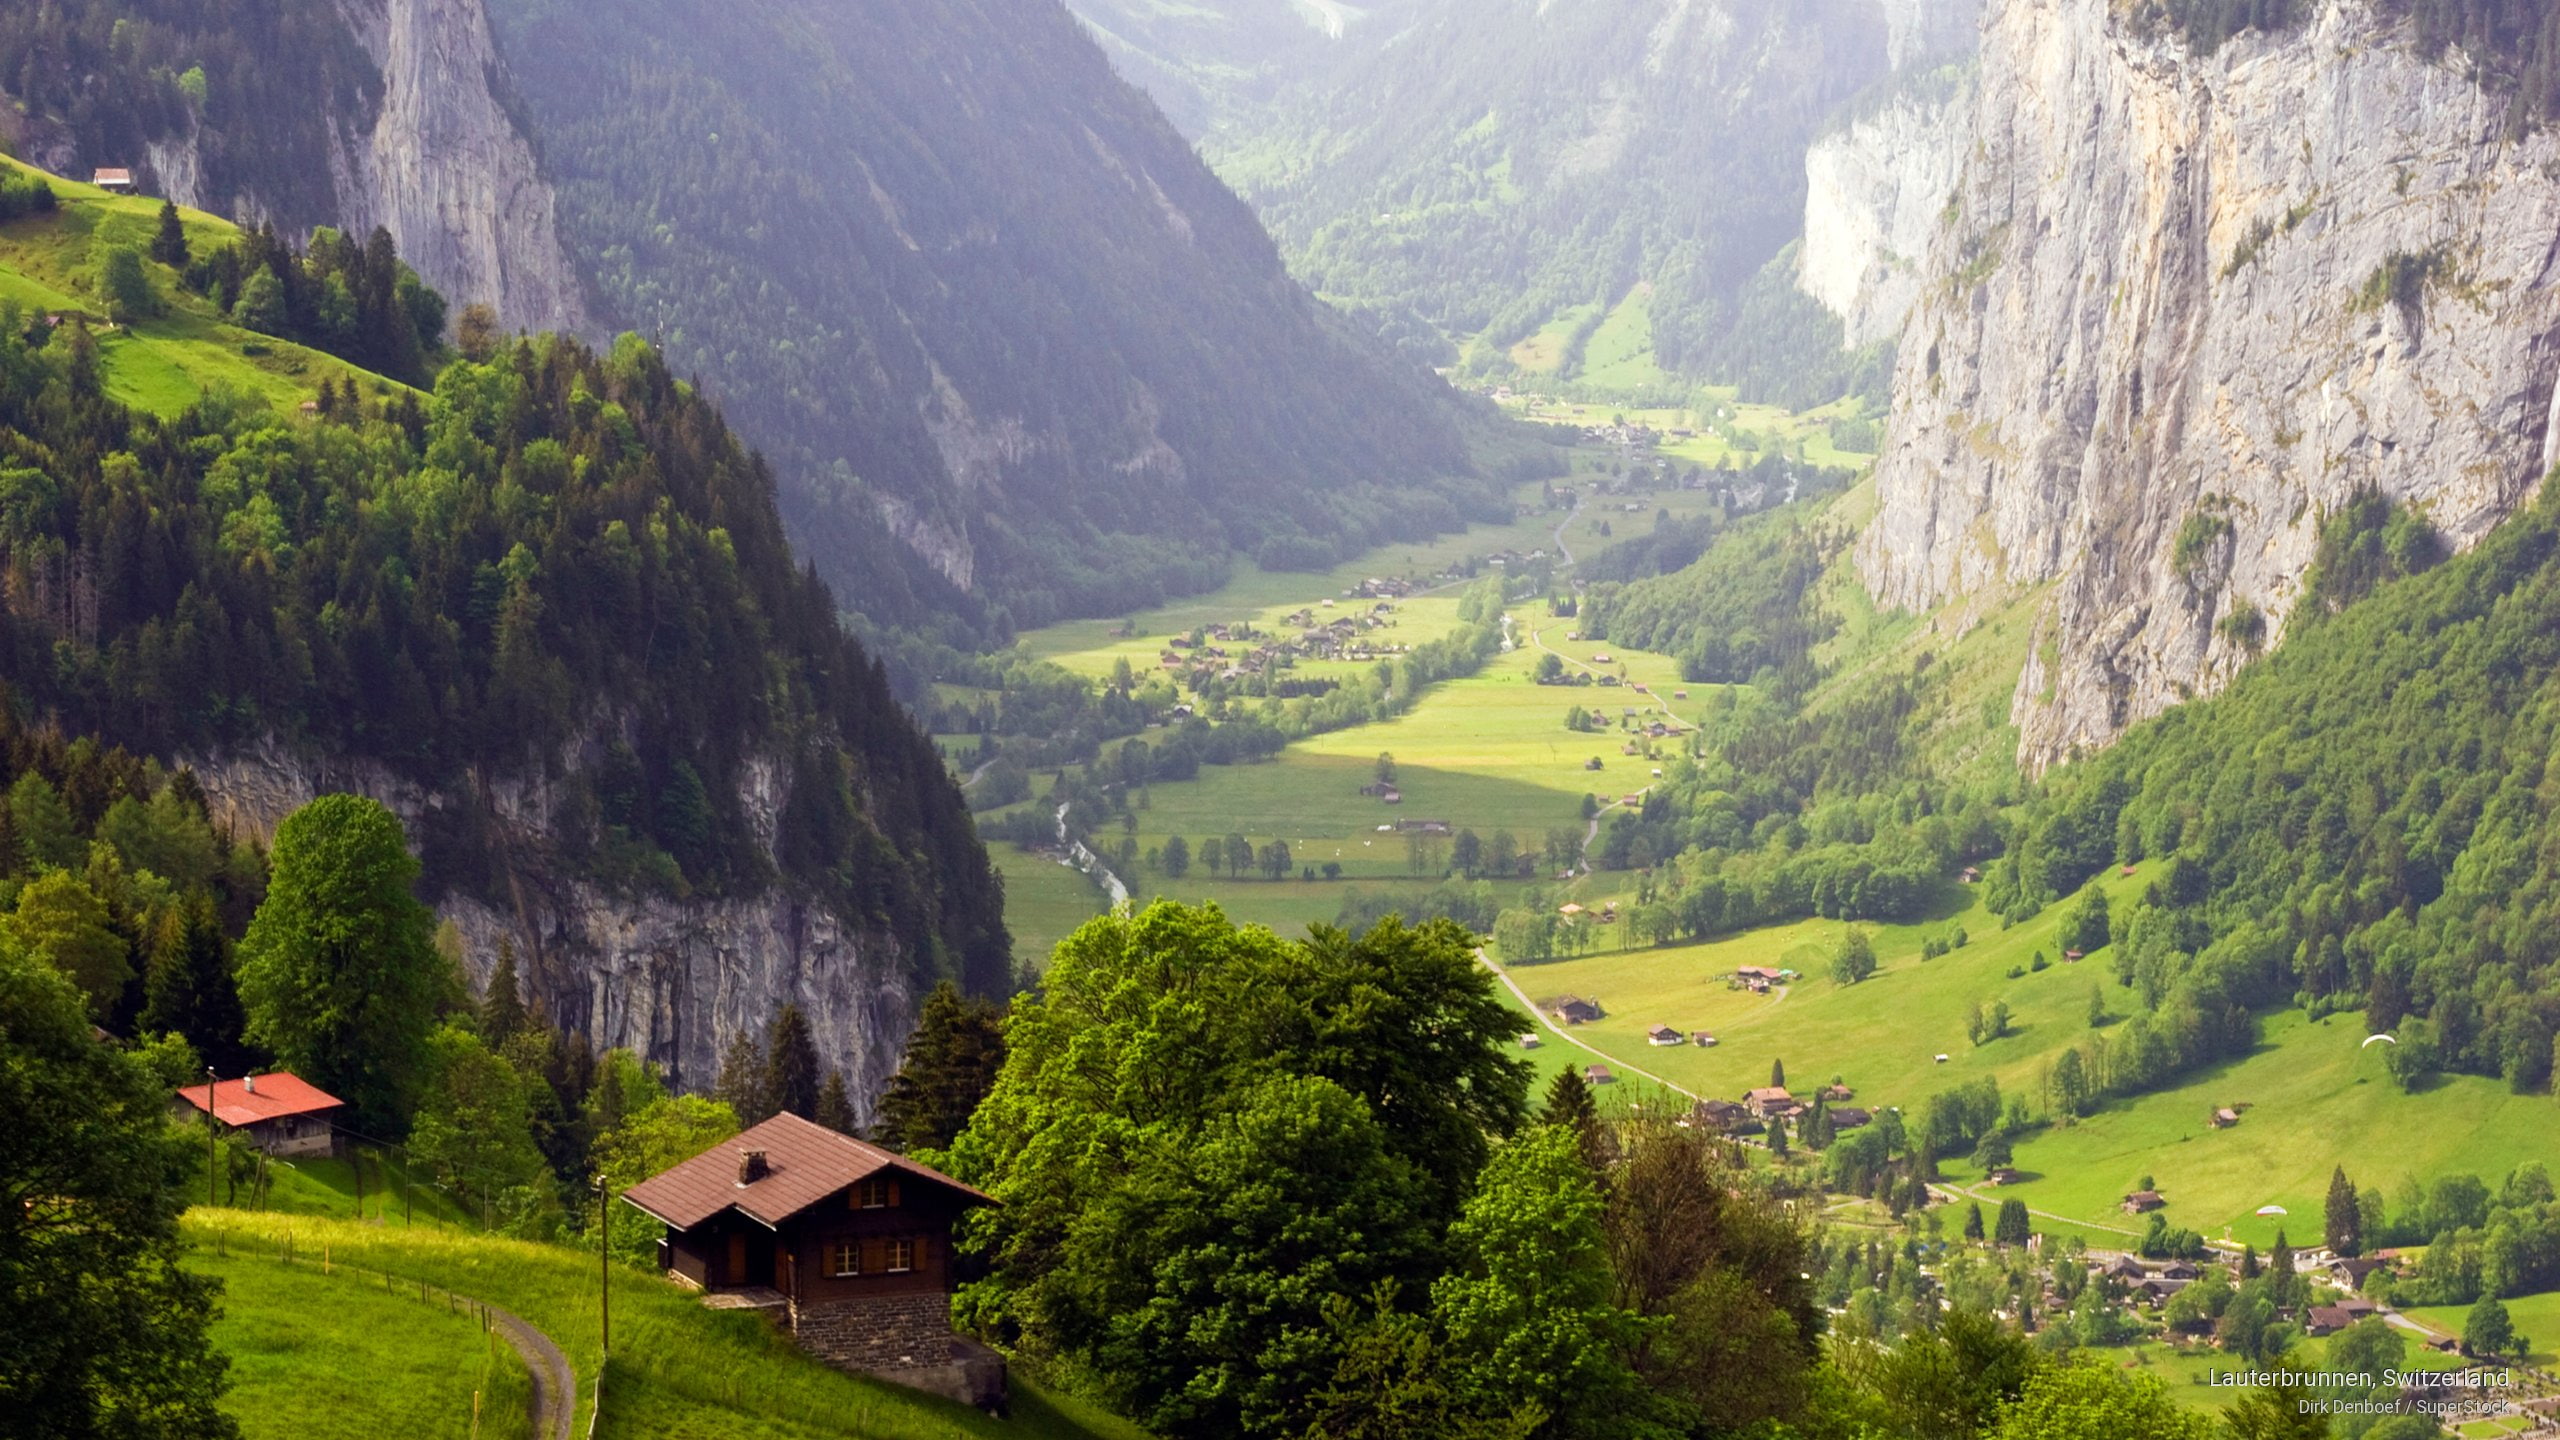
[185,1210,1150,1440]
[192,1246,535,1440]
[0,156,392,417]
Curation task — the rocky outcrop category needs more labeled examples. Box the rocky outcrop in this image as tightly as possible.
[135,0,587,334]
[1860,0,2560,769]
[188,740,916,1115]
[327,0,588,333]
[1799,68,1972,348]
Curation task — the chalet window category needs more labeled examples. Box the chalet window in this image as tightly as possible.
[826,1241,862,1277]
[887,1238,915,1273]
[853,1177,901,1209]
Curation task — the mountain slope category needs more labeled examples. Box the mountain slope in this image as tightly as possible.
[0,161,1006,1105]
[1199,0,1971,391]
[0,0,588,333]
[1860,0,2560,769]
[482,0,1496,631]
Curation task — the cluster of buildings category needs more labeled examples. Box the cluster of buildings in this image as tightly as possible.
[1156,604,1404,687]
[1687,1082,1872,1137]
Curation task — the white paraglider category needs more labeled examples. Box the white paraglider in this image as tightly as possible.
[2361,1033,2397,1049]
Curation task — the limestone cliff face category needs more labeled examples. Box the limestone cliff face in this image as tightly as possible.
[324,0,588,333]
[1799,69,1973,349]
[137,0,586,333]
[1860,0,2560,769]
[187,742,916,1116]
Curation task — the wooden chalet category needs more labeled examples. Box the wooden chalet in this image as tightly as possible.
[621,1113,1003,1407]
[1645,1024,1685,1046]
[2121,1189,2166,1214]
[170,1072,343,1158]
[92,167,134,193]
[1743,1085,1796,1120]
[1547,995,1603,1024]
[1584,1064,1615,1085]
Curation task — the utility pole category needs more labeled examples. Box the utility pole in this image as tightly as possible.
[205,1067,217,1208]
[595,1179,610,1357]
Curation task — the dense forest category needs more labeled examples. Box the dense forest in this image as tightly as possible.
[1991,485,2560,1106]
[0,288,1009,992]
[484,0,1504,632]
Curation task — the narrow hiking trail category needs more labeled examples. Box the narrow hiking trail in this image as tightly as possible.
[483,1302,576,1440]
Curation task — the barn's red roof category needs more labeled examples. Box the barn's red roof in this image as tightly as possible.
[173,1072,344,1128]
[620,1111,994,1231]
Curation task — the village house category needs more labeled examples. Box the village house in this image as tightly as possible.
[621,1113,1003,1408]
[1744,1086,1796,1121]
[2121,1190,2167,1214]
[170,1072,344,1158]
[1985,1167,2022,1186]
[1690,1031,1718,1047]
[1584,1064,1615,1085]
[1820,1083,1854,1102]
[1518,1033,1541,1049]
[2329,1255,2389,1290]
[2302,1305,2356,1337]
[1646,1024,1684,1047]
[1691,1098,1755,1133]
[2209,1106,2239,1128]
[1829,1107,1873,1130]
[1547,995,1603,1025]
[93,167,135,193]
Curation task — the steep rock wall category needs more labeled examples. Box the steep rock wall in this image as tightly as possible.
[1799,71,1973,348]
[326,0,588,333]
[1860,0,2560,769]
[188,742,914,1114]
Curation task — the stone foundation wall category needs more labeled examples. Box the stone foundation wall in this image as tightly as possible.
[792,1292,958,1371]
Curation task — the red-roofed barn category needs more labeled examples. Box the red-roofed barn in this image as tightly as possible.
[621,1111,1003,1407]
[169,1072,343,1158]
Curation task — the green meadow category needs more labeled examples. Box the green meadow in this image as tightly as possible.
[988,846,1110,971]
[184,1210,1149,1440]
[192,1246,535,1440]
[0,155,401,418]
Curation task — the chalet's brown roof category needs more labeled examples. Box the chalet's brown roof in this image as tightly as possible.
[621,1112,993,1230]
[173,1072,343,1127]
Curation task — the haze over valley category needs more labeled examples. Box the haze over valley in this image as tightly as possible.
[6,2,2560,1438]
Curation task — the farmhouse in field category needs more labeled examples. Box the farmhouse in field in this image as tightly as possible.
[622,1112,1004,1408]
[1584,1064,1615,1085]
[1744,1085,1797,1120]
[1547,995,1603,1024]
[1646,1024,1684,1046]
[93,167,134,193]
[1692,1098,1754,1132]
[169,1072,343,1158]
[1830,1107,1873,1130]
[2121,1189,2166,1214]
[2209,1106,2239,1128]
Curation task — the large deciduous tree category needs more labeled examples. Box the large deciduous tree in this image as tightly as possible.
[0,935,239,1438]
[235,795,447,1132]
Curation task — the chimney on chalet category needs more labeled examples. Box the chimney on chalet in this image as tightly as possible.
[738,1150,769,1185]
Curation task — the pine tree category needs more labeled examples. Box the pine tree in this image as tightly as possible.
[875,981,1007,1152]
[2266,1229,2296,1305]
[2240,1244,2260,1280]
[814,1070,857,1134]
[2324,1164,2362,1257]
[764,1003,821,1120]
[136,889,249,1074]
[1964,1201,1986,1241]
[1994,1198,2032,1247]
[150,199,189,268]
[1771,1058,1786,1090]
[1766,1115,1789,1158]
[715,1027,773,1126]
[481,938,529,1048]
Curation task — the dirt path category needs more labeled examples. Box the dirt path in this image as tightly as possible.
[1475,948,1702,1101]
[1928,1181,2143,1241]
[482,1301,576,1440]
